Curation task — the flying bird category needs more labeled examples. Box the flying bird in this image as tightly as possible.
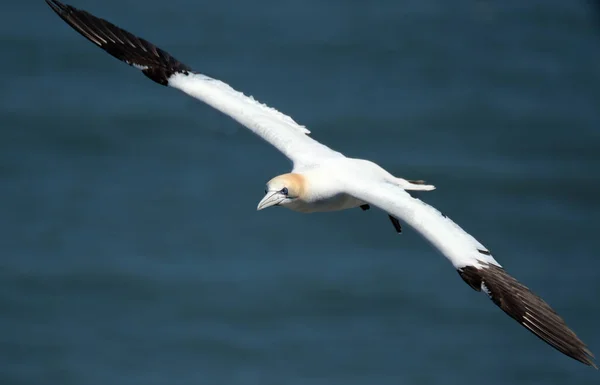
[45,0,596,368]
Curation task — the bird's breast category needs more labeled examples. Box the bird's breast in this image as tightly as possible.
[285,193,364,213]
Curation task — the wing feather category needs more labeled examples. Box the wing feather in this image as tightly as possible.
[45,0,342,166]
[347,181,596,368]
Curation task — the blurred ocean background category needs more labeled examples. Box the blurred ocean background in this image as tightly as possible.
[2,0,600,384]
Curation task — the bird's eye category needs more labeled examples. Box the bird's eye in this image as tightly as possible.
[281,187,288,195]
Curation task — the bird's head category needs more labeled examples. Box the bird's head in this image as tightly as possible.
[257,173,305,210]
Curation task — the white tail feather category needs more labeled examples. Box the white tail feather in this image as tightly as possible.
[396,178,436,191]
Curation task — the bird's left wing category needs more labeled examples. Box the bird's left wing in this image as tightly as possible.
[45,0,343,167]
[344,178,596,368]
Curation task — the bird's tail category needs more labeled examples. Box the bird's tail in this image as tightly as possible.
[396,178,436,191]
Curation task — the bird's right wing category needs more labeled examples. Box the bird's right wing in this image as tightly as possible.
[45,0,343,167]
[344,178,596,368]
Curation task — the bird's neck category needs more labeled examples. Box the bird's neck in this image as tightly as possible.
[292,168,344,203]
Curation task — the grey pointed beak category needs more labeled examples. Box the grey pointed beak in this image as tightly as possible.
[257,191,284,210]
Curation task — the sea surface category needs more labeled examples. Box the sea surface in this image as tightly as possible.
[1,1,600,384]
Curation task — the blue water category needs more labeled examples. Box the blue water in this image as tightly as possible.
[1,0,599,384]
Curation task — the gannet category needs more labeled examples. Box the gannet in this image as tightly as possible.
[45,0,596,368]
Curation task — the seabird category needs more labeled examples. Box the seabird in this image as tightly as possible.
[45,0,596,368]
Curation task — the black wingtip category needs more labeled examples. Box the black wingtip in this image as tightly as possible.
[458,264,597,368]
[45,0,192,85]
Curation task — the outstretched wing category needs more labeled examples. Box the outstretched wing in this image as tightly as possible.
[45,0,343,167]
[346,180,596,368]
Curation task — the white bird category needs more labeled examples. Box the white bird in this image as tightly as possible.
[46,0,596,368]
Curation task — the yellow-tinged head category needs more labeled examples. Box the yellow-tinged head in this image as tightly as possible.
[256,173,306,210]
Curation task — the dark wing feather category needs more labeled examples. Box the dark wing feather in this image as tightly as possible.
[45,0,191,85]
[459,263,596,368]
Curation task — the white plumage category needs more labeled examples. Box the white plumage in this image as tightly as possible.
[168,73,341,166]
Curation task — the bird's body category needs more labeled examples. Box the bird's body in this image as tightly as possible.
[261,162,371,213]
[261,158,434,213]
[285,192,364,213]
[45,0,596,368]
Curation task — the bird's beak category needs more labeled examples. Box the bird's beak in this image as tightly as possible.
[257,191,284,211]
